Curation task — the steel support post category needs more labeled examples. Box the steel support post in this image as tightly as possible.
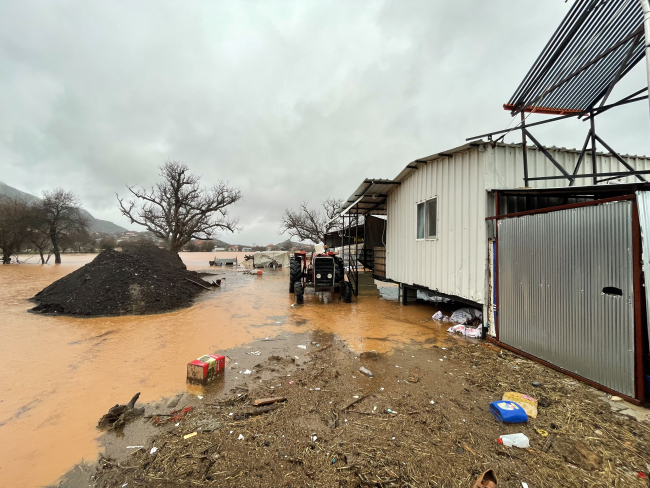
[641,0,650,118]
[521,112,529,187]
[590,110,598,185]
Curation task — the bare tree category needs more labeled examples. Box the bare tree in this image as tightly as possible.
[0,197,31,264]
[24,205,52,264]
[38,189,89,264]
[280,198,343,244]
[117,161,242,253]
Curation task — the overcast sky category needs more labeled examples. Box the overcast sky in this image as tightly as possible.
[1,0,649,245]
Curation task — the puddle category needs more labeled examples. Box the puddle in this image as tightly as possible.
[0,252,456,488]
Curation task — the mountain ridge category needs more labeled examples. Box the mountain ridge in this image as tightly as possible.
[0,181,127,234]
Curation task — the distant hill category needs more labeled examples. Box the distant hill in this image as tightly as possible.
[0,181,127,234]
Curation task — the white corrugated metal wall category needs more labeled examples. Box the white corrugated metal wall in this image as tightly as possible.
[386,147,487,304]
[486,143,650,189]
[386,142,650,307]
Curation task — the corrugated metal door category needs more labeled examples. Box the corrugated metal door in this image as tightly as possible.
[498,201,635,396]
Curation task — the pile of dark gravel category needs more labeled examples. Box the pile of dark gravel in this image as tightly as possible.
[31,246,208,316]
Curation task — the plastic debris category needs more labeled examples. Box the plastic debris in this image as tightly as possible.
[238,434,245,440]
[297,345,307,350]
[126,446,143,449]
[359,366,374,377]
[183,432,197,440]
[243,369,252,375]
[447,324,482,338]
[246,351,262,355]
[150,447,158,454]
[502,392,538,418]
[449,307,483,325]
[489,401,528,423]
[197,395,203,400]
[536,429,549,437]
[432,311,444,321]
[498,433,529,448]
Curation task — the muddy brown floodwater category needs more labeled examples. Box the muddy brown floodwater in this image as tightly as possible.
[0,252,455,488]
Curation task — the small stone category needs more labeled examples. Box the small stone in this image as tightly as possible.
[532,381,541,387]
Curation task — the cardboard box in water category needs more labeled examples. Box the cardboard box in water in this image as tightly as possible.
[187,354,225,384]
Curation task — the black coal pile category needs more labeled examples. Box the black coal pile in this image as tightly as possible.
[31,246,209,316]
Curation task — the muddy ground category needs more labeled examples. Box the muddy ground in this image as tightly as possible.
[58,333,650,488]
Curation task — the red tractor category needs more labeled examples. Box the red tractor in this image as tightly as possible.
[289,250,352,303]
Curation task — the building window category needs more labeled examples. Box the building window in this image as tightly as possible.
[416,202,425,239]
[416,197,437,239]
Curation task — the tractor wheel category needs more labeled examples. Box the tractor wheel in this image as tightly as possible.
[334,256,344,284]
[289,257,301,293]
[294,281,304,304]
[341,281,353,303]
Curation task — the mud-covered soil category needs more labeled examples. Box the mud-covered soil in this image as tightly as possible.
[31,246,212,316]
[82,339,650,488]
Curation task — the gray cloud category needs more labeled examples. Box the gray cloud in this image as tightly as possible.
[1,0,649,245]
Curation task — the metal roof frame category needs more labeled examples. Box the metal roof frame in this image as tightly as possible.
[506,0,645,116]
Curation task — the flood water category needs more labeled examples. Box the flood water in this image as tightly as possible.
[0,252,452,488]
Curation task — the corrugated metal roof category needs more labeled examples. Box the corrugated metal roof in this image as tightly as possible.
[338,179,400,215]
[506,0,645,115]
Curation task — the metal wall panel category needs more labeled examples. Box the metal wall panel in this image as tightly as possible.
[485,143,650,190]
[386,147,487,304]
[498,201,635,396]
[635,191,650,352]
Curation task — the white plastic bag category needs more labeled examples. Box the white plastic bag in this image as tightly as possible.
[432,311,444,321]
[449,308,483,325]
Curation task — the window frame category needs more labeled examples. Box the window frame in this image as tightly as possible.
[415,196,438,241]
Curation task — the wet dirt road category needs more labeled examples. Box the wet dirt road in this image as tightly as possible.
[0,252,452,488]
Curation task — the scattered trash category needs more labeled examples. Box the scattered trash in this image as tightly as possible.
[430,400,435,404]
[532,381,541,387]
[447,324,483,338]
[238,434,245,440]
[472,469,498,488]
[311,434,317,442]
[489,401,528,423]
[297,345,307,350]
[150,447,158,454]
[536,429,549,437]
[243,369,252,375]
[449,307,483,325]
[126,446,144,449]
[246,351,262,356]
[610,396,623,402]
[502,392,538,418]
[253,397,287,406]
[197,395,203,400]
[187,354,225,384]
[498,433,529,448]
[432,311,444,321]
[638,472,647,479]
[521,483,529,488]
[152,406,194,426]
[183,432,197,440]
[359,366,374,377]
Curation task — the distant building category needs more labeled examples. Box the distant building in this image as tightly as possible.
[228,245,240,252]
[265,245,275,251]
[242,247,252,252]
[212,247,226,252]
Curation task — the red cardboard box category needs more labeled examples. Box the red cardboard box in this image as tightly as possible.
[187,354,225,384]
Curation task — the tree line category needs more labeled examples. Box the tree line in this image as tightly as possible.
[0,189,89,264]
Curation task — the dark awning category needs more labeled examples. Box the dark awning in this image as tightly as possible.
[506,0,645,116]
